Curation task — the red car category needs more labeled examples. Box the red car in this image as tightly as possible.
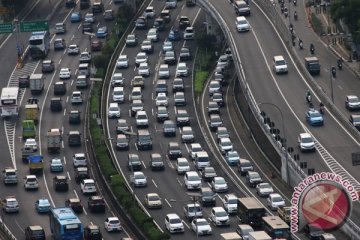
[91,40,102,51]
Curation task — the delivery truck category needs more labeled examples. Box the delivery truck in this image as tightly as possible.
[47,128,62,154]
[25,98,39,124]
[29,73,45,95]
[28,155,44,175]
[22,120,36,140]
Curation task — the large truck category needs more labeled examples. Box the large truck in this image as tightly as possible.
[29,73,45,95]
[22,120,36,140]
[80,0,90,9]
[220,232,242,240]
[47,128,62,154]
[92,0,104,13]
[28,155,44,175]
[248,231,271,240]
[25,98,39,124]
[237,197,266,229]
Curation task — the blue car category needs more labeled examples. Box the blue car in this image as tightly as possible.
[35,198,51,213]
[50,158,63,172]
[96,26,108,38]
[168,29,181,41]
[306,110,324,126]
[225,151,240,166]
[70,12,82,23]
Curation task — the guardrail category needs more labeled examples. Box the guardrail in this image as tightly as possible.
[0,217,16,240]
[197,0,360,239]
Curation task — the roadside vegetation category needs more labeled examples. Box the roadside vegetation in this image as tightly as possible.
[89,3,170,240]
[310,13,324,35]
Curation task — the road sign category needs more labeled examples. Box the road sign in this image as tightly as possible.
[0,23,12,33]
[19,20,49,32]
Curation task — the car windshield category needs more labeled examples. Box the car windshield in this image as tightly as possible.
[239,20,248,24]
[160,67,168,71]
[157,96,167,100]
[119,56,127,61]
[213,94,222,100]
[216,178,226,184]
[135,174,145,179]
[353,116,360,122]
[218,129,228,135]
[178,161,188,166]
[216,211,227,217]
[302,137,313,143]
[349,97,359,102]
[178,66,186,70]
[137,54,146,60]
[309,111,321,117]
[109,107,118,111]
[272,196,283,202]
[228,199,237,204]
[183,129,192,134]
[188,206,201,212]
[170,218,181,224]
[137,114,147,119]
[228,152,238,158]
[222,141,232,146]
[177,112,188,117]
[276,60,286,66]
[260,183,271,188]
[250,172,260,178]
[128,35,135,40]
[188,175,199,181]
[52,159,61,164]
[196,220,208,226]
[210,82,219,88]
[148,195,160,201]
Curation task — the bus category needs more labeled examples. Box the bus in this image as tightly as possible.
[49,207,83,240]
[237,197,266,229]
[0,87,19,118]
[29,31,50,60]
[262,216,291,239]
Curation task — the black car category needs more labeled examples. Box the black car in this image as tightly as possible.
[82,22,93,33]
[150,153,165,170]
[25,225,45,240]
[88,196,106,213]
[163,120,176,137]
[202,167,217,182]
[155,80,168,95]
[153,17,165,31]
[136,129,153,150]
[65,0,76,8]
[68,131,81,147]
[168,142,182,160]
[54,175,69,191]
[200,187,216,207]
[350,114,360,131]
[207,101,220,115]
[179,47,191,61]
[69,110,81,124]
[50,97,62,112]
[179,16,190,29]
[75,167,89,183]
[135,17,147,29]
[54,82,66,96]
[42,60,55,73]
[128,153,142,171]
[18,75,30,88]
[84,225,102,240]
[65,198,83,213]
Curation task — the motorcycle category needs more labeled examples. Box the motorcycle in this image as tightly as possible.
[284,8,288,18]
[289,23,294,33]
[299,39,303,49]
[306,95,312,104]
[293,0,297,6]
[310,44,315,55]
[337,58,343,70]
[331,67,337,78]
[294,11,298,21]
[319,105,325,114]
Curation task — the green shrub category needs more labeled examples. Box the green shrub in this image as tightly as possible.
[311,13,324,35]
[194,71,209,96]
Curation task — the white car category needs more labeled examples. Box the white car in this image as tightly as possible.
[112,87,125,103]
[108,102,121,118]
[235,16,250,32]
[256,182,274,197]
[175,62,189,77]
[155,93,168,106]
[219,137,233,154]
[59,68,71,79]
[73,153,87,167]
[210,207,230,226]
[209,80,221,95]
[191,218,212,235]
[273,55,288,74]
[24,138,38,151]
[24,175,38,190]
[130,171,147,187]
[162,41,173,52]
[67,44,79,55]
[298,133,315,152]
[211,176,228,193]
[223,194,237,214]
[267,193,285,210]
[190,143,203,160]
[80,179,96,194]
[183,26,195,40]
[135,52,148,66]
[104,217,122,232]
[138,63,150,77]
[181,126,194,143]
[71,91,83,104]
[84,13,96,23]
[184,171,201,190]
[165,213,184,234]
[144,193,162,208]
[111,73,124,87]
[135,110,148,127]
[176,157,190,175]
[143,6,155,18]
[116,55,129,69]
[158,64,170,79]
[2,196,19,213]
[345,95,360,110]
[146,28,159,42]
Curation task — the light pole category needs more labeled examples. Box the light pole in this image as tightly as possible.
[258,102,290,186]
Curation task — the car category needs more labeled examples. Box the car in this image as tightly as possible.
[207,101,220,115]
[202,166,217,181]
[183,26,195,40]
[179,16,190,29]
[167,142,182,160]
[144,193,162,208]
[160,9,171,23]
[304,224,325,240]
[184,203,203,221]
[42,60,55,74]
[209,114,223,131]
[350,114,360,130]
[191,218,212,235]
[104,217,122,232]
[108,102,120,118]
[59,68,71,79]
[217,55,229,70]
[226,151,240,166]
[131,99,144,117]
[71,91,83,104]
[2,196,19,213]
[82,22,93,33]
[147,28,159,42]
[174,91,186,106]
[84,225,102,240]
[236,224,254,239]
[140,39,154,53]
[168,29,181,41]
[88,195,105,212]
[65,198,83,213]
[25,225,45,240]
[156,106,169,123]
[84,13,96,23]
[136,129,152,150]
[165,213,184,233]
[79,52,91,63]
[138,63,150,77]
[223,194,237,214]
[235,16,250,32]
[211,176,228,193]
[189,142,202,159]
[65,0,76,8]
[306,109,324,126]
[50,158,63,172]
[184,171,201,190]
[155,80,168,95]
[91,40,102,51]
[175,62,189,77]
[69,110,81,124]
[75,167,89,183]
[18,75,30,88]
[173,78,184,93]
[128,153,142,171]
[155,93,168,106]
[181,126,194,143]
[176,157,190,174]
[298,133,315,152]
[345,95,360,110]
[125,34,138,46]
[143,6,155,18]
[96,26,108,38]
[212,92,224,106]
[35,198,51,213]
[80,179,96,194]
[73,153,87,167]
[116,119,129,133]
[267,193,285,210]
[158,64,170,79]
[149,153,165,170]
[135,52,148,66]
[67,44,79,55]
[131,171,147,187]
[179,47,191,61]
[164,50,176,65]
[194,151,209,170]
[135,110,148,128]
[219,137,233,154]
[70,12,82,22]
[209,80,221,96]
[210,207,230,226]
[163,120,176,137]
[116,134,129,150]
[153,17,165,31]
[24,138,38,151]
[246,171,263,188]
[116,55,129,69]
[273,55,288,74]
[162,41,173,53]
[111,73,124,87]
[135,16,147,29]
[256,182,274,197]
[24,175,38,190]
[103,9,114,21]
[53,175,69,191]
[176,109,190,126]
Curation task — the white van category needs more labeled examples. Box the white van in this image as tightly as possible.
[195,151,210,170]
[130,87,142,100]
[113,87,125,103]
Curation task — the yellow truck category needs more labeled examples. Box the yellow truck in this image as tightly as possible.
[277,206,291,223]
[28,155,43,175]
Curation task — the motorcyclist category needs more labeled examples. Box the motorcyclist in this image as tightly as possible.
[294,11,298,20]
[306,90,311,103]
[337,58,343,69]
[284,7,288,17]
[319,102,325,114]
[298,38,303,49]
[289,23,294,33]
[310,43,315,54]
[309,102,315,111]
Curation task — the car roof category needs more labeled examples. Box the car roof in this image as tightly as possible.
[300,133,312,138]
[212,206,226,212]
[274,55,285,61]
[166,213,180,219]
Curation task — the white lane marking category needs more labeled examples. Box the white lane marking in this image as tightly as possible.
[63,108,67,116]
[182,221,190,229]
[142,161,147,169]
[66,96,69,103]
[14,219,25,233]
[58,58,62,64]
[67,171,71,180]
[74,190,87,215]
[177,177,183,186]
[63,156,66,164]
[165,198,172,207]
[152,179,158,188]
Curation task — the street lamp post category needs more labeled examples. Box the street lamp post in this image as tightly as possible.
[258,102,290,186]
